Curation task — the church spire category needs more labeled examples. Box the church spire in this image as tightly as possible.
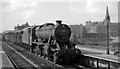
[105,5,110,55]
[105,5,110,20]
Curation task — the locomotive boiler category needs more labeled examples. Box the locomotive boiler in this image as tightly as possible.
[35,20,71,45]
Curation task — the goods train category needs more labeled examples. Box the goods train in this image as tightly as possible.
[2,20,87,65]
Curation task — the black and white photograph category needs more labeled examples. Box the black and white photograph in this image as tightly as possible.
[0,0,120,69]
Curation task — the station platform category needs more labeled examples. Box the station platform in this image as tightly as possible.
[0,43,13,69]
[76,45,120,63]
[76,45,114,54]
[84,54,120,63]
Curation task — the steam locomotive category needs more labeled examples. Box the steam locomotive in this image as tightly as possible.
[3,20,86,65]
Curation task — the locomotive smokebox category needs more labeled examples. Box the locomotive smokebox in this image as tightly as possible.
[56,20,62,25]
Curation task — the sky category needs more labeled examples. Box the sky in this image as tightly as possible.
[0,0,119,33]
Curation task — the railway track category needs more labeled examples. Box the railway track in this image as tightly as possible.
[3,41,90,69]
[5,42,62,67]
[2,42,38,69]
[2,42,64,68]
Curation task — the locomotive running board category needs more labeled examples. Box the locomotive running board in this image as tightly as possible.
[32,42,48,45]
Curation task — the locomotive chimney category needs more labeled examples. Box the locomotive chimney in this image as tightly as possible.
[56,20,62,25]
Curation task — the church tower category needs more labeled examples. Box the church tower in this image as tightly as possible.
[105,6,111,25]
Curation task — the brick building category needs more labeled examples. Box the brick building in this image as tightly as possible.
[70,24,87,38]
[14,22,30,30]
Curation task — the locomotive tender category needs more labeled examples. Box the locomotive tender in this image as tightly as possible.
[3,20,85,65]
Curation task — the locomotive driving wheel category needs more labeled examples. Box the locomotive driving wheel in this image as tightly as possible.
[53,51,58,63]
[47,47,59,63]
[34,46,40,55]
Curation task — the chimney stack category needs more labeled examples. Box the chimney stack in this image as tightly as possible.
[56,20,62,25]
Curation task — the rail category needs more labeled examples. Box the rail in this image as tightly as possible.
[6,54,18,69]
[3,42,39,68]
[3,42,64,68]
